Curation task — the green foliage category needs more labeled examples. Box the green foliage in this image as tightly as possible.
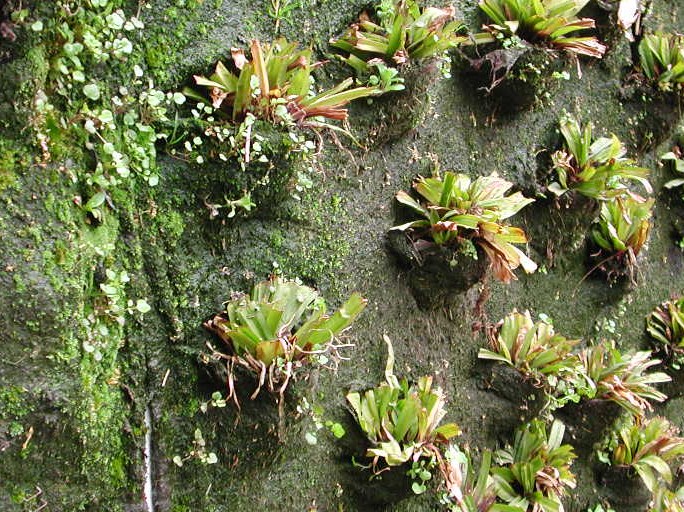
[579,342,670,416]
[646,296,684,369]
[651,486,684,512]
[661,131,684,190]
[173,428,219,467]
[346,336,460,476]
[492,419,577,512]
[638,33,684,92]
[267,0,303,33]
[478,310,587,405]
[440,446,503,512]
[204,276,367,406]
[586,505,615,512]
[598,416,684,492]
[478,0,606,57]
[549,115,652,200]
[390,171,537,283]
[589,195,654,273]
[331,0,466,69]
[479,310,579,379]
[181,38,382,211]
[42,2,171,191]
[188,38,380,127]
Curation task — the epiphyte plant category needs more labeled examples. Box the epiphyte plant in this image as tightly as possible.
[188,38,382,129]
[478,0,607,58]
[440,445,499,511]
[390,171,537,283]
[478,310,585,401]
[646,296,684,369]
[491,419,577,512]
[598,415,684,493]
[638,32,684,93]
[346,336,460,487]
[589,194,654,281]
[203,276,367,414]
[579,341,670,416]
[549,114,652,200]
[331,0,468,75]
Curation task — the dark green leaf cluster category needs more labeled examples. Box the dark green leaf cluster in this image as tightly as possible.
[549,115,652,200]
[478,310,587,405]
[547,114,655,278]
[347,336,460,473]
[187,38,381,127]
[580,341,669,417]
[590,195,654,258]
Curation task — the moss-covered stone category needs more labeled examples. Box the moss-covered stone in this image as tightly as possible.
[3,0,684,510]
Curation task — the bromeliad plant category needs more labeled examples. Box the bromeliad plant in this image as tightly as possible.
[597,416,684,493]
[203,276,367,411]
[549,115,652,200]
[589,195,654,280]
[638,33,684,93]
[440,446,501,512]
[188,38,381,129]
[180,38,384,215]
[478,310,585,401]
[579,341,670,417]
[331,0,468,77]
[646,296,684,369]
[347,336,461,483]
[652,486,684,512]
[390,171,537,283]
[491,419,577,512]
[478,0,607,58]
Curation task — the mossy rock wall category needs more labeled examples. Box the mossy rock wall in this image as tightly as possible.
[2,0,684,510]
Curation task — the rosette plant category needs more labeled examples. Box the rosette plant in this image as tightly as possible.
[638,32,684,93]
[478,0,606,57]
[549,115,652,200]
[478,310,584,395]
[646,296,684,369]
[579,342,670,416]
[598,416,684,492]
[491,419,577,512]
[390,171,537,283]
[347,336,461,477]
[589,195,654,279]
[441,446,500,512]
[331,0,468,74]
[203,276,367,411]
[188,38,381,128]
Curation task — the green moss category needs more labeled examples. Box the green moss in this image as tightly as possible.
[0,144,18,191]
[0,386,31,421]
[156,209,186,244]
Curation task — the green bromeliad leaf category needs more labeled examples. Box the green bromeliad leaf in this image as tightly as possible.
[206,276,366,365]
[390,171,536,283]
[331,0,468,74]
[347,336,459,471]
[550,115,652,200]
[479,0,605,57]
[590,196,654,257]
[647,297,684,367]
